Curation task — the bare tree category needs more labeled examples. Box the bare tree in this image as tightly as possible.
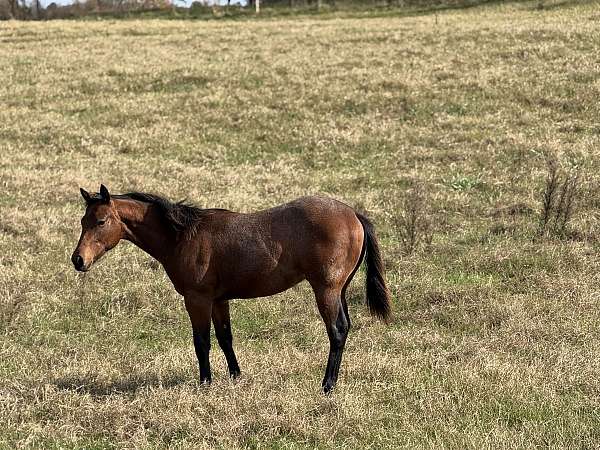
[31,0,39,19]
[8,0,18,17]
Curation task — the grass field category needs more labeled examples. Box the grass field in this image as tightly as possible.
[2,1,600,448]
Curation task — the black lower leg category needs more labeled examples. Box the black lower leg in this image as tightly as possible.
[192,327,212,384]
[212,301,241,378]
[322,309,349,394]
[215,325,241,378]
[332,303,351,381]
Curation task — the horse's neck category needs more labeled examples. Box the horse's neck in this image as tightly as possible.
[115,198,174,264]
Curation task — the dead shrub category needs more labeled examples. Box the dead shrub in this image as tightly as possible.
[538,156,581,238]
[394,181,433,255]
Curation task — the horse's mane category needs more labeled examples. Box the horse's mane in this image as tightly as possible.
[116,192,227,239]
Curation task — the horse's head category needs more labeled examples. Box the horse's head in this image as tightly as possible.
[71,184,123,272]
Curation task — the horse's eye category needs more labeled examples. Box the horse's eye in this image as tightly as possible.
[97,219,107,226]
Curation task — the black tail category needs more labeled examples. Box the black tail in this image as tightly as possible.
[356,213,392,322]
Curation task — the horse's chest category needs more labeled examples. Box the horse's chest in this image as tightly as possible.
[161,264,187,296]
[162,249,211,296]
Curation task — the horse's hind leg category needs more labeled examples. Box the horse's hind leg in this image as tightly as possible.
[315,260,358,393]
[340,282,352,331]
[212,300,241,379]
[314,285,349,394]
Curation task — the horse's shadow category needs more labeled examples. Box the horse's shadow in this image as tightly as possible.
[53,372,190,396]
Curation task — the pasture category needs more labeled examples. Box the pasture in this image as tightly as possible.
[1,1,600,447]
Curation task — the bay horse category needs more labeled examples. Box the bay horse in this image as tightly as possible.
[71,185,391,393]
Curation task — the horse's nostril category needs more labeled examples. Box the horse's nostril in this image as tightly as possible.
[72,254,84,270]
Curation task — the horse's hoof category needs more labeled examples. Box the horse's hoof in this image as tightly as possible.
[322,382,335,395]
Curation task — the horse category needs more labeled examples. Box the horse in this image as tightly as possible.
[71,185,391,393]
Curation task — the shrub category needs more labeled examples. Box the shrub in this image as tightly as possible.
[394,181,433,255]
[538,156,581,238]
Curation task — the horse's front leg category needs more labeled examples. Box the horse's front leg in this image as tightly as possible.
[212,300,241,379]
[184,294,213,384]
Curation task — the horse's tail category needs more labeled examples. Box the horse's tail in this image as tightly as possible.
[356,212,392,322]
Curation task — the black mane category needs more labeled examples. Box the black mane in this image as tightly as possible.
[116,192,226,238]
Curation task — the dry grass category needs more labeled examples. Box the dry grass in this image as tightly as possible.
[1,1,600,448]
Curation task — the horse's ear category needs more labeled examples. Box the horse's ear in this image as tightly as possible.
[80,188,92,204]
[99,184,111,203]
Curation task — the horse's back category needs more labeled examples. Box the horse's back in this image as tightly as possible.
[270,195,357,223]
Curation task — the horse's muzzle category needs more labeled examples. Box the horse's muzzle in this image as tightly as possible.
[71,253,87,272]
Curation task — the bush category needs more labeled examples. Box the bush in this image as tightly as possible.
[538,156,581,238]
[395,181,433,255]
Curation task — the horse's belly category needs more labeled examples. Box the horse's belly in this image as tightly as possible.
[227,269,305,299]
